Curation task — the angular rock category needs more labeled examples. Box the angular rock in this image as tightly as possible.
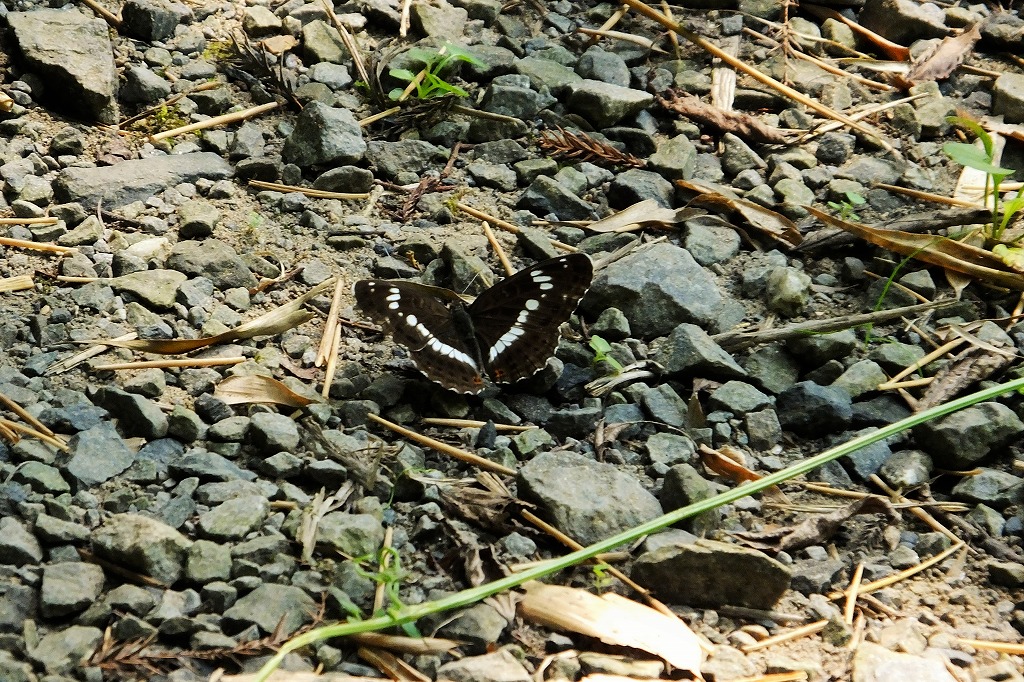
[54,153,232,208]
[111,269,187,310]
[197,496,269,541]
[914,402,1024,469]
[0,517,43,566]
[29,626,103,675]
[91,386,168,440]
[584,243,738,338]
[66,421,137,487]
[166,238,257,290]
[248,412,301,454]
[518,451,663,546]
[654,323,747,379]
[7,9,118,124]
[121,0,191,41]
[632,538,790,609]
[436,648,531,682]
[315,512,385,557]
[518,175,596,221]
[222,583,316,636]
[41,562,105,618]
[282,101,366,167]
[567,79,654,128]
[777,381,853,437]
[91,513,192,584]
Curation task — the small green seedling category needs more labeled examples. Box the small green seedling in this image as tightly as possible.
[388,43,483,101]
[590,561,615,592]
[354,546,421,638]
[943,116,1024,244]
[827,190,865,221]
[589,335,623,375]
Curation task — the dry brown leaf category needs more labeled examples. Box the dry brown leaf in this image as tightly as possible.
[435,479,530,532]
[657,90,790,144]
[585,199,701,233]
[91,278,334,353]
[806,206,1024,290]
[214,374,320,407]
[518,582,704,677]
[348,632,462,654]
[358,646,429,682]
[897,23,981,88]
[733,497,897,554]
[916,344,1015,410]
[677,179,803,247]
[0,274,33,293]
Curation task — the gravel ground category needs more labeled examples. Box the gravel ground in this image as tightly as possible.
[0,0,1023,681]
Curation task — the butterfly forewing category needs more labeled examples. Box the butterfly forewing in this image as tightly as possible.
[353,280,485,393]
[469,253,593,384]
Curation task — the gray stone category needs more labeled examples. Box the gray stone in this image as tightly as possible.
[247,412,301,453]
[0,517,43,566]
[831,360,887,399]
[654,322,746,379]
[577,46,630,88]
[836,156,905,186]
[648,134,697,180]
[314,166,374,193]
[302,20,345,63]
[365,139,444,179]
[112,269,188,310]
[66,421,137,486]
[121,0,191,41]
[777,381,853,437]
[709,381,773,415]
[0,583,37,634]
[993,72,1024,124]
[28,626,103,675]
[308,62,353,90]
[632,538,790,609]
[283,101,366,167]
[410,1,468,38]
[879,449,933,489]
[567,79,654,128]
[438,603,508,651]
[951,468,1024,509]
[91,513,192,584]
[178,199,220,239]
[514,56,582,96]
[11,461,70,495]
[915,402,1024,469]
[315,512,385,557]
[34,514,89,545]
[858,0,949,44]
[852,642,957,682]
[54,153,232,208]
[645,432,697,467]
[41,562,105,618]
[583,243,739,338]
[787,330,858,366]
[436,648,532,682]
[518,451,663,546]
[121,65,172,104]
[8,9,118,124]
[222,583,316,635]
[171,449,258,482]
[608,169,674,209]
[721,133,765,177]
[167,238,257,289]
[639,384,688,427]
[0,651,35,682]
[91,386,168,439]
[518,175,596,221]
[198,496,269,541]
[481,78,555,119]
[661,464,722,535]
[242,5,282,36]
[466,161,518,191]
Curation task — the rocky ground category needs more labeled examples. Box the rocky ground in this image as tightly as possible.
[1,0,1024,680]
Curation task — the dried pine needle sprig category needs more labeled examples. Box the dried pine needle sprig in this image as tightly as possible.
[537,126,646,169]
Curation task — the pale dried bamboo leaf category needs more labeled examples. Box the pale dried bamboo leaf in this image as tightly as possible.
[214,374,320,407]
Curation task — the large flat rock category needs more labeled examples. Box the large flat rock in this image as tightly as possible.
[53,153,233,208]
[7,9,118,124]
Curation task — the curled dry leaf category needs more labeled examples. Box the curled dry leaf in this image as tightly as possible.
[584,199,702,233]
[518,581,704,677]
[732,496,897,554]
[676,179,803,248]
[214,374,321,407]
[896,23,981,88]
[657,90,791,144]
[91,278,335,354]
[806,206,1024,290]
[916,343,1015,411]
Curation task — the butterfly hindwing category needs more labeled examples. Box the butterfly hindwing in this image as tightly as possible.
[469,253,593,385]
[353,280,485,393]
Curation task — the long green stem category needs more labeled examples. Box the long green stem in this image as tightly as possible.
[252,376,1024,681]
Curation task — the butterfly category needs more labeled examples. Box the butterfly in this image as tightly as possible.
[353,253,593,394]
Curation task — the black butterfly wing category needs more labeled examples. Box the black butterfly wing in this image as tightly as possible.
[353,280,486,394]
[468,253,593,385]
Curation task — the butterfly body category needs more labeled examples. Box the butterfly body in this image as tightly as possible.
[354,253,593,394]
